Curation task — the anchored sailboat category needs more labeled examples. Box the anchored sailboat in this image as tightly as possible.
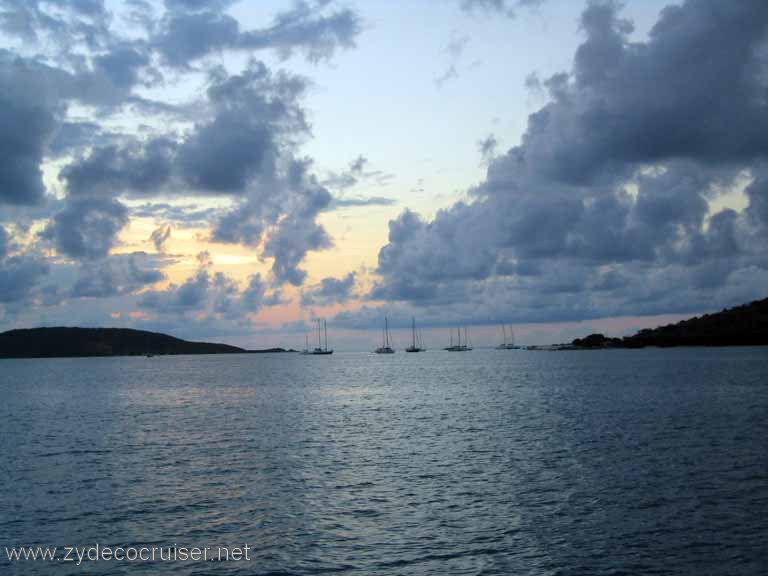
[375,316,395,354]
[496,325,518,349]
[406,317,425,352]
[308,319,333,355]
[445,326,472,351]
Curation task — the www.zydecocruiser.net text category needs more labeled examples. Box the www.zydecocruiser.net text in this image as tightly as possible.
[5,544,251,565]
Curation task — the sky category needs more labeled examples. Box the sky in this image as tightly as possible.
[1,0,767,350]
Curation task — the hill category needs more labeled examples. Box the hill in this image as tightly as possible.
[571,297,768,348]
[0,327,246,359]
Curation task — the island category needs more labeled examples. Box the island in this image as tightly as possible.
[570,297,768,349]
[0,327,295,359]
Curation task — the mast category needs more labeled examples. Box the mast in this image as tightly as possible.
[502,325,507,347]
[457,327,461,348]
[317,319,321,348]
[385,316,390,348]
[324,320,328,351]
[509,326,514,347]
[411,317,416,348]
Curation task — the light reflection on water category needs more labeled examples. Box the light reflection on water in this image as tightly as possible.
[1,348,767,575]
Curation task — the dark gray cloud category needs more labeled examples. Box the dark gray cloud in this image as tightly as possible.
[0,225,49,304]
[177,62,306,193]
[460,0,544,18]
[211,152,333,286]
[0,36,159,205]
[0,225,7,259]
[55,60,332,279]
[155,10,239,67]
[239,1,361,63]
[478,134,498,163]
[259,160,333,285]
[139,269,209,312]
[150,224,173,252]
[322,155,394,192]
[66,61,307,201]
[60,138,175,198]
[138,257,281,319]
[93,43,152,91]
[371,0,768,321]
[331,196,396,209]
[301,272,356,306]
[132,203,220,227]
[155,0,361,68]
[164,0,238,14]
[62,138,177,198]
[0,0,111,48]
[0,255,49,303]
[240,273,266,312]
[70,253,166,298]
[44,198,129,260]
[435,33,469,87]
[0,54,60,206]
[47,121,103,157]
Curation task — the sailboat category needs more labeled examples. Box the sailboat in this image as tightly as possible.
[496,325,518,350]
[375,316,395,354]
[445,326,471,351]
[406,317,425,352]
[308,319,333,355]
[301,332,310,354]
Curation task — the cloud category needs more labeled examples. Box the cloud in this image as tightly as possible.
[435,33,469,87]
[154,0,361,68]
[0,255,49,303]
[331,196,396,209]
[0,225,8,259]
[0,54,60,206]
[478,134,498,163]
[177,62,307,193]
[371,0,768,322]
[460,0,544,18]
[0,226,49,304]
[138,257,280,319]
[213,156,333,286]
[301,272,356,306]
[150,224,173,252]
[70,253,166,298]
[131,202,220,228]
[44,198,129,260]
[155,10,240,67]
[62,138,177,198]
[56,60,334,281]
[0,0,111,48]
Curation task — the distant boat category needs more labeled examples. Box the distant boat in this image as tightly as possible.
[497,325,518,350]
[300,332,310,355]
[308,320,333,355]
[406,317,425,352]
[375,316,395,354]
[445,326,472,352]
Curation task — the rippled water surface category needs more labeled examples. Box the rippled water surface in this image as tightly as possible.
[2,348,768,575]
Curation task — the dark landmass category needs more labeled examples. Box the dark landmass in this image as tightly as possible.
[0,327,253,359]
[571,297,768,349]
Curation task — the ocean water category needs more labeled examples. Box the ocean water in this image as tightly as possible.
[1,348,767,575]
